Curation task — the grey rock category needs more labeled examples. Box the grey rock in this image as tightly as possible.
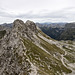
[0,19,38,75]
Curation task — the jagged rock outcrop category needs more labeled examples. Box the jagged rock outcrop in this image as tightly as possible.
[0,19,38,75]
[26,20,38,33]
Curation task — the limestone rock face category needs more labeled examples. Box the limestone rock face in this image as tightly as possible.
[0,19,38,75]
[26,20,38,33]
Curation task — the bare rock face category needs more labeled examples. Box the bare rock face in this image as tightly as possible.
[0,19,38,75]
[13,19,38,39]
[26,20,38,33]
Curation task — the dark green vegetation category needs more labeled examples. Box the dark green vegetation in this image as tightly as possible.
[40,27,64,40]
[40,23,75,41]
[58,27,75,41]
[0,30,6,39]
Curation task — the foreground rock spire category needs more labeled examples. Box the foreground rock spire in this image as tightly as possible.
[0,19,38,75]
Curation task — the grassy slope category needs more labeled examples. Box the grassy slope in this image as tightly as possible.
[22,33,72,75]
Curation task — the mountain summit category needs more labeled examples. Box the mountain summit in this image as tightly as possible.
[0,19,75,75]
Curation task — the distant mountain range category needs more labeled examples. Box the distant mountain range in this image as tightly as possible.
[0,22,75,41]
[36,22,75,41]
[0,23,13,27]
[36,22,66,28]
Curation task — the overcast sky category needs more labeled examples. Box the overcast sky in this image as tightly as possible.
[0,0,75,23]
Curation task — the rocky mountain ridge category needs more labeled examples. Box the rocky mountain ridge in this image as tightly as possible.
[0,19,75,75]
[0,19,38,75]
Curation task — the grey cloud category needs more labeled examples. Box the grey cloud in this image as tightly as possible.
[0,7,75,22]
[0,10,15,18]
[16,7,75,20]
